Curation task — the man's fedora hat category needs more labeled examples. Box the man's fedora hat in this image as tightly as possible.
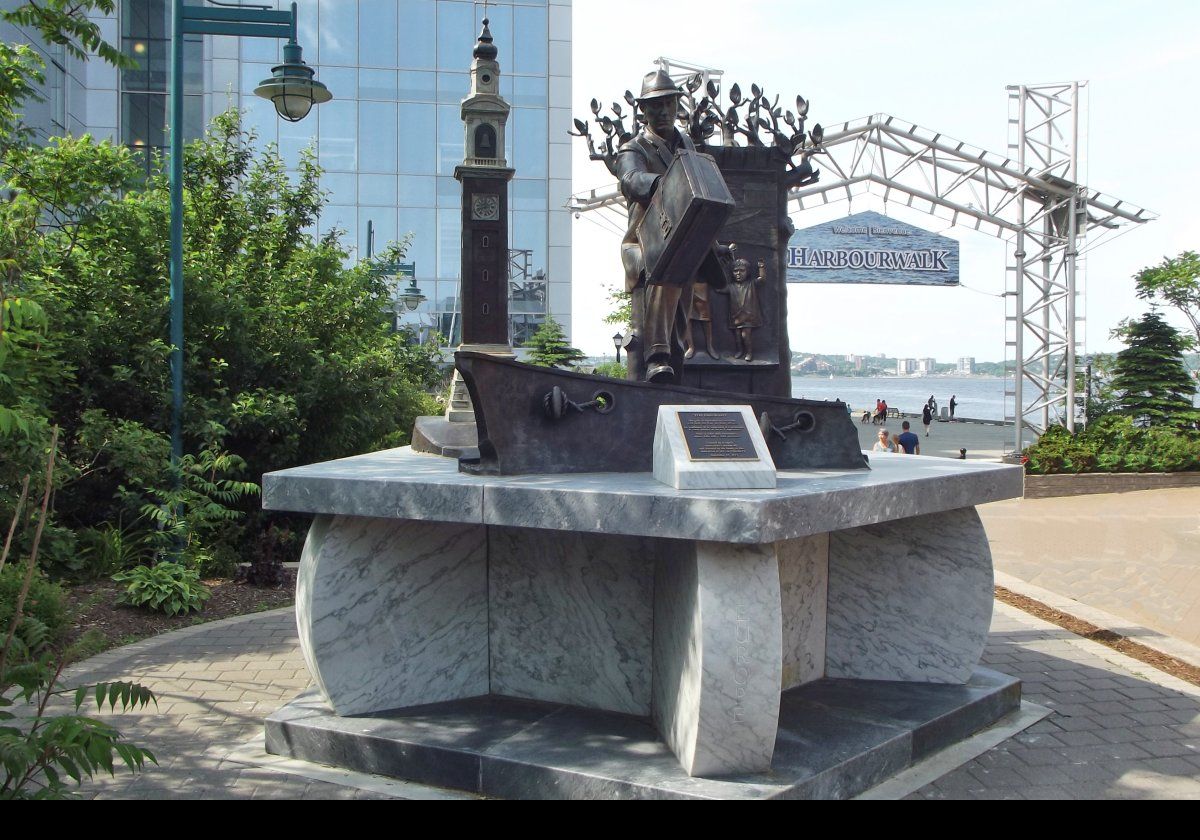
[637,69,681,103]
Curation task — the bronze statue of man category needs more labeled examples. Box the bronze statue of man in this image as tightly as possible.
[616,70,726,383]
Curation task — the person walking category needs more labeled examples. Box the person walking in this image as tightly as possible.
[949,395,958,421]
[921,403,933,437]
[872,428,897,452]
[897,421,920,455]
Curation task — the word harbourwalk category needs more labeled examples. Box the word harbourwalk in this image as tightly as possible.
[787,246,952,272]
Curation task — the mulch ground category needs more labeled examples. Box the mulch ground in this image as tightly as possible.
[995,585,1200,688]
[63,575,295,656]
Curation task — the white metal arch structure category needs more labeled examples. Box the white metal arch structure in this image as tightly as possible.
[568,81,1155,452]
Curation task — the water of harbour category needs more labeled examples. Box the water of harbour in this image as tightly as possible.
[790,375,1007,421]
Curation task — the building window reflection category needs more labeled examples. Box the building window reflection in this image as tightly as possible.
[120,0,202,176]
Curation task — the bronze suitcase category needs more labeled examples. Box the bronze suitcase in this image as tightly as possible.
[638,148,734,287]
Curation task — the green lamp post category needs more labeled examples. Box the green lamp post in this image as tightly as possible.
[168,1,330,469]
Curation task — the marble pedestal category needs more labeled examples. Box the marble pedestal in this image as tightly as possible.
[263,448,1023,790]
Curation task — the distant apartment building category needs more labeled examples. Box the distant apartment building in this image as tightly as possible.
[918,357,936,374]
[896,358,917,375]
[958,356,976,374]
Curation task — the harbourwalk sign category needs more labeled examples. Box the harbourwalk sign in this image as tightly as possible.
[785,211,959,286]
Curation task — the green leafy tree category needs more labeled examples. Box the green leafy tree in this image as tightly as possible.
[603,285,631,328]
[2,111,439,575]
[526,316,586,369]
[0,2,157,800]
[1134,251,1200,351]
[1110,312,1198,427]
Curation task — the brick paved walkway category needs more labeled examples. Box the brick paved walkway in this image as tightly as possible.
[910,604,1200,799]
[50,600,1198,799]
[981,488,1200,649]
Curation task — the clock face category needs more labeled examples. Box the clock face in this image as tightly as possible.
[472,194,500,221]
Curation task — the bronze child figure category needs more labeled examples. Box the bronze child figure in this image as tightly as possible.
[722,257,766,361]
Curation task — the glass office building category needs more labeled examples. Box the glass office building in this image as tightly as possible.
[4,0,573,346]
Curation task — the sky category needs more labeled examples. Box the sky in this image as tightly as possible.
[565,0,1200,363]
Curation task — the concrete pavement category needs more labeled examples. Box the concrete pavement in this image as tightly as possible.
[855,416,1016,460]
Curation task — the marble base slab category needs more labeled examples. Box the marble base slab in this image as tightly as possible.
[653,540,782,775]
[269,447,1023,778]
[652,405,777,490]
[266,668,1020,800]
[779,533,828,690]
[263,446,1024,545]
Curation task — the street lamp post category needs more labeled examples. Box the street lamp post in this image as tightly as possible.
[168,1,329,469]
[612,332,624,365]
[397,276,427,313]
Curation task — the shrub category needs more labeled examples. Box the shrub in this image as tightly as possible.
[76,522,157,580]
[0,566,68,653]
[113,562,211,617]
[3,427,157,799]
[1144,426,1200,472]
[3,112,440,582]
[592,360,628,379]
[1024,415,1200,474]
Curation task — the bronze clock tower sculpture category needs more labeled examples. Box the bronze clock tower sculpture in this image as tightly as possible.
[444,18,515,421]
[455,18,514,351]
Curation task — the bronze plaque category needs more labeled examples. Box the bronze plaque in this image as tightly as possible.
[677,411,757,461]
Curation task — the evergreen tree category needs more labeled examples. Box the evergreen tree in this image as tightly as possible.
[526,316,585,369]
[1111,312,1198,426]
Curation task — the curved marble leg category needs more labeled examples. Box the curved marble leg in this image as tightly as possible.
[825,506,993,684]
[297,515,488,715]
[653,541,783,777]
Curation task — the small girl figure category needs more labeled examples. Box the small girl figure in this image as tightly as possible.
[722,257,765,361]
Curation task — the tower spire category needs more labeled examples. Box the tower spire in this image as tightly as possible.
[473,15,497,61]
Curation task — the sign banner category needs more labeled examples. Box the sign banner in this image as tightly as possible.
[785,211,959,286]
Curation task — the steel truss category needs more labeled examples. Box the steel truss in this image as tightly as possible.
[569,80,1153,451]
